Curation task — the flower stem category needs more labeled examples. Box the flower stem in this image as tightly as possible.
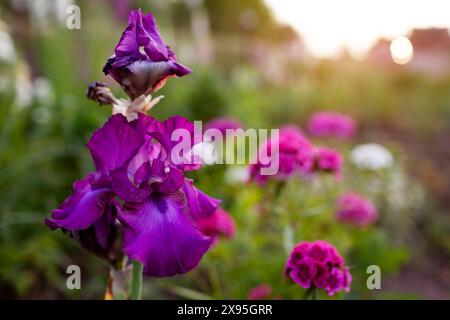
[303,287,318,300]
[130,260,143,300]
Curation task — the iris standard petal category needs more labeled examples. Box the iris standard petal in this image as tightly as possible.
[87,114,145,172]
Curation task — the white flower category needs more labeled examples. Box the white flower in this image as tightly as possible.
[225,166,249,184]
[33,77,55,105]
[14,64,33,109]
[350,143,394,170]
[0,24,16,63]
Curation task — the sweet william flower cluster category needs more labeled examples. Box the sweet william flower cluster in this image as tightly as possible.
[336,192,378,227]
[249,125,343,184]
[46,10,221,277]
[285,241,351,296]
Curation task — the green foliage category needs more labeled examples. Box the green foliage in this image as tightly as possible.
[0,0,448,300]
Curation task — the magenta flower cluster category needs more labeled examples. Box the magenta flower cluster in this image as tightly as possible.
[307,111,356,139]
[249,126,314,184]
[247,284,273,300]
[197,207,236,241]
[285,241,351,296]
[204,117,244,136]
[312,146,343,177]
[249,125,344,184]
[336,192,378,227]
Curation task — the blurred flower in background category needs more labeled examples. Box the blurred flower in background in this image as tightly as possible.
[11,0,74,28]
[225,166,250,184]
[312,146,343,178]
[249,125,313,185]
[204,117,244,136]
[307,111,357,139]
[0,22,16,64]
[247,283,272,300]
[350,143,394,170]
[197,207,236,242]
[336,192,378,227]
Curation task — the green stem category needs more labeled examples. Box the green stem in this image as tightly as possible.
[303,287,318,300]
[130,260,143,300]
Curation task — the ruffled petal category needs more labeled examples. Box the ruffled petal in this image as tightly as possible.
[87,114,145,172]
[110,165,150,204]
[182,179,221,221]
[45,176,113,230]
[148,115,201,171]
[139,10,169,61]
[119,195,212,277]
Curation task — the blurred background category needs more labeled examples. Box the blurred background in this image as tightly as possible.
[0,0,449,299]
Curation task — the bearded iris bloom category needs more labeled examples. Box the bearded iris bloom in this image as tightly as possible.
[103,9,191,100]
[46,113,220,277]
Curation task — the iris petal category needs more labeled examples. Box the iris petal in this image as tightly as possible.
[183,179,221,221]
[87,114,145,172]
[45,176,113,230]
[119,195,212,277]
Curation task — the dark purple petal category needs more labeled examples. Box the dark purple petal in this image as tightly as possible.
[139,10,169,61]
[114,12,141,60]
[152,166,185,194]
[70,201,123,262]
[182,179,221,221]
[87,114,145,172]
[110,165,150,204]
[119,195,212,277]
[45,176,113,230]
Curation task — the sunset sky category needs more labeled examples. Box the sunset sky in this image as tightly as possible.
[264,0,450,58]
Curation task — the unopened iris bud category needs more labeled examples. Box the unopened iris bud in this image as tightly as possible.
[103,9,191,100]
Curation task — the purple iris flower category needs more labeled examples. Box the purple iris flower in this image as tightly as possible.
[46,115,147,262]
[103,9,192,100]
[46,113,220,277]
